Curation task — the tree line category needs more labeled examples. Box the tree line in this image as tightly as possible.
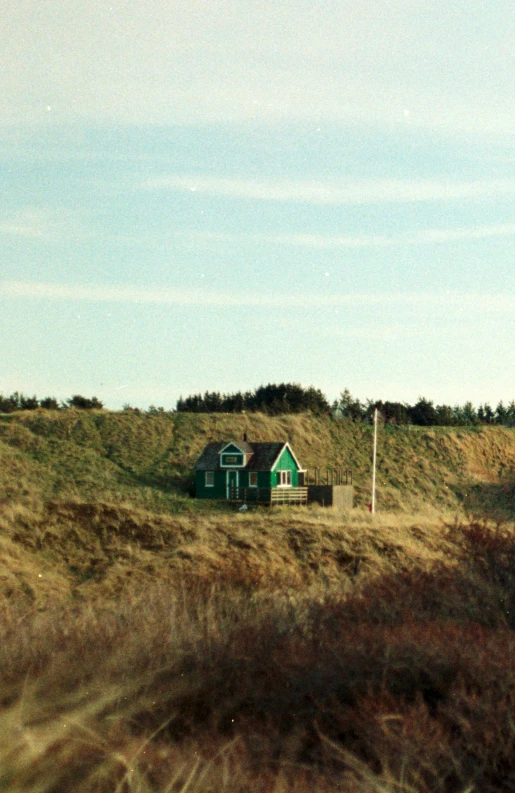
[177,385,515,427]
[176,383,331,416]
[0,392,104,413]
[3,384,515,427]
[332,390,515,426]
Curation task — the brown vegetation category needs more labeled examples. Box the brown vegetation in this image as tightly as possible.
[0,497,456,607]
[2,410,515,790]
[2,519,515,791]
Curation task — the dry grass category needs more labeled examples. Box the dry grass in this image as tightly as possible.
[2,409,515,517]
[0,497,460,606]
[2,410,515,789]
[2,518,515,792]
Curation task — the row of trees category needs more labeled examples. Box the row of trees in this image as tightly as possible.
[3,384,515,427]
[176,383,331,416]
[333,389,515,427]
[0,392,104,413]
[177,385,515,427]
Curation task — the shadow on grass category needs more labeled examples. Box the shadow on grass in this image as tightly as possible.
[128,470,193,494]
[4,524,515,793]
[461,480,515,521]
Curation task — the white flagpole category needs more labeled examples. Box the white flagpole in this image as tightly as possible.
[371,408,378,514]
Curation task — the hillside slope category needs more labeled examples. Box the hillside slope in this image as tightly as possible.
[3,410,515,791]
[2,408,515,514]
[1,409,515,606]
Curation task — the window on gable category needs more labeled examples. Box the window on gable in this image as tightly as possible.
[205,471,214,487]
[221,452,244,466]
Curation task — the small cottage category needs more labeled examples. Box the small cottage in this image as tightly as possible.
[194,438,307,503]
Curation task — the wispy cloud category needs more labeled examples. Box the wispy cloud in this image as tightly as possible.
[176,222,515,249]
[2,1,515,135]
[0,208,89,242]
[0,209,59,239]
[2,281,515,313]
[144,175,515,205]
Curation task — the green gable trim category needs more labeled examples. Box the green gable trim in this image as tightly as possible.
[220,442,245,468]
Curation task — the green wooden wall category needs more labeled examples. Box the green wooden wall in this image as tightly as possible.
[195,470,225,499]
[271,446,300,487]
[195,469,274,498]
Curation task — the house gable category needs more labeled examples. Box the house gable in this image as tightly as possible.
[270,443,304,472]
[219,442,246,468]
[270,444,302,487]
[219,442,245,455]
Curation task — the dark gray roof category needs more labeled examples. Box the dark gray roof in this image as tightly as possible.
[220,441,254,454]
[246,443,287,471]
[193,441,295,471]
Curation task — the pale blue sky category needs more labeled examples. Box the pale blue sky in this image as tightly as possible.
[1,1,514,409]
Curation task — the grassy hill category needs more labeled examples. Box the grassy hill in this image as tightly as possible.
[2,407,515,512]
[2,409,515,791]
[1,407,515,608]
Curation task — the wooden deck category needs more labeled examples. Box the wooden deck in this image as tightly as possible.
[229,487,308,505]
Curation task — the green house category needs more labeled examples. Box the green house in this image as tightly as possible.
[194,439,306,502]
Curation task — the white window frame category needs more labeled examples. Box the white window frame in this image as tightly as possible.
[219,443,246,468]
[276,470,292,487]
[248,471,258,487]
[205,471,214,487]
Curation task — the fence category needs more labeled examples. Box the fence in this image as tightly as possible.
[228,487,308,505]
[305,468,352,485]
